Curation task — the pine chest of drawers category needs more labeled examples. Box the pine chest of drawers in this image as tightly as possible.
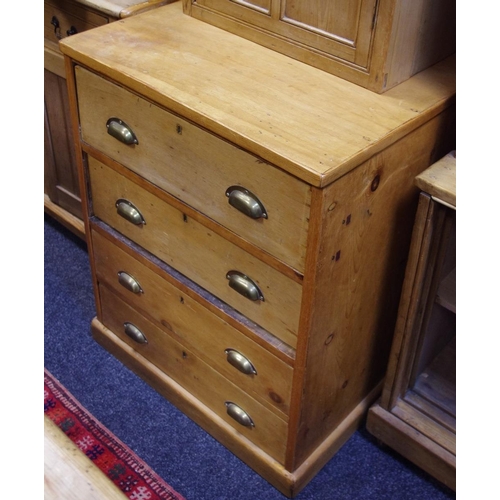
[59,2,456,496]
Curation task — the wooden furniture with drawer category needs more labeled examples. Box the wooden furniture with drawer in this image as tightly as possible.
[59,3,456,496]
[44,0,173,238]
[367,151,456,490]
[183,0,456,93]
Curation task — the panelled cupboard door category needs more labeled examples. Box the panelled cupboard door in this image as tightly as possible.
[186,0,456,93]
[193,0,377,68]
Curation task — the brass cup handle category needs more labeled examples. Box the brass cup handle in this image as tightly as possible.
[106,117,138,145]
[225,349,257,375]
[118,271,143,294]
[225,186,267,219]
[124,322,148,344]
[225,402,255,427]
[226,271,264,301]
[116,199,146,225]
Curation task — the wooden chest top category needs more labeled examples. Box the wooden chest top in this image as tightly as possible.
[59,2,456,188]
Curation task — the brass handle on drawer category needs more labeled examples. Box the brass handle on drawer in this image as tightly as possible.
[225,186,267,219]
[106,118,139,145]
[225,349,257,375]
[225,402,255,427]
[226,271,264,302]
[116,199,146,225]
[124,322,148,344]
[118,271,143,294]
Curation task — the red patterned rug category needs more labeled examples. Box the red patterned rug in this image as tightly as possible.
[44,368,186,500]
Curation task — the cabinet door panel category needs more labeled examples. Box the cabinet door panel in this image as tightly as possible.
[282,0,362,44]
[44,68,83,219]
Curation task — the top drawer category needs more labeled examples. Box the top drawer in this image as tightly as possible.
[44,0,108,46]
[75,66,311,273]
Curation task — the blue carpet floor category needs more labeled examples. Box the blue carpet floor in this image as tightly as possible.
[44,214,456,500]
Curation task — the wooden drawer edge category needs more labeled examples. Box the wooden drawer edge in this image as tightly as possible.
[45,0,111,24]
[44,43,65,78]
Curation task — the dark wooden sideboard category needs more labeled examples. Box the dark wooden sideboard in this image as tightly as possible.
[44,0,174,239]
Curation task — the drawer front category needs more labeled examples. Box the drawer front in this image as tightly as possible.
[99,284,288,463]
[44,1,108,46]
[89,157,302,347]
[76,66,311,273]
[92,229,293,417]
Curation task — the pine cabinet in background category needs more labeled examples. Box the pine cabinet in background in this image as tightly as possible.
[183,0,456,93]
